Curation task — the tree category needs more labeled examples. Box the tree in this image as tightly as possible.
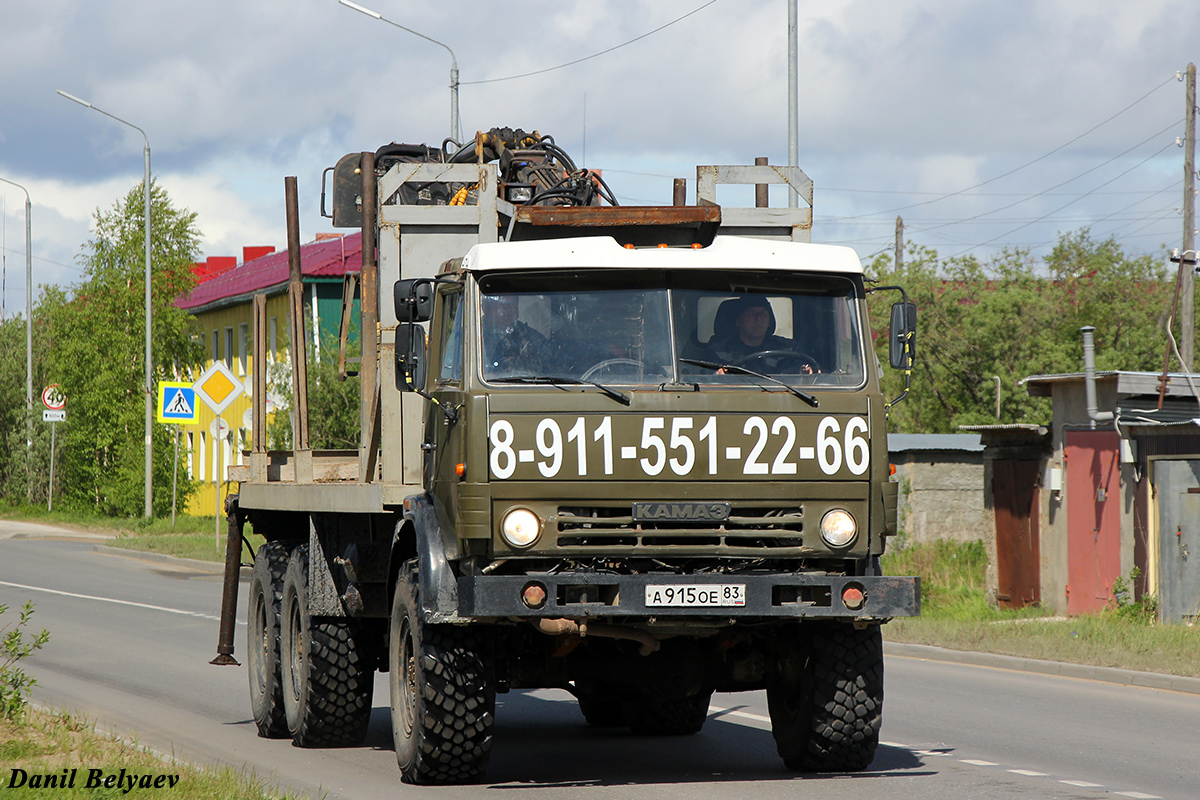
[38,181,205,516]
[866,230,1174,433]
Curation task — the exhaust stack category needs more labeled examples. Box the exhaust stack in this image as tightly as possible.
[1081,326,1114,428]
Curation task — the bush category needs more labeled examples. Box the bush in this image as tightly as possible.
[1,601,50,722]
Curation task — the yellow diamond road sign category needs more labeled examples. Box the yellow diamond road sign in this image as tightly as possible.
[193,361,244,415]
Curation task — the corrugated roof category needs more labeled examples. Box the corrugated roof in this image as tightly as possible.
[887,433,984,452]
[176,231,361,313]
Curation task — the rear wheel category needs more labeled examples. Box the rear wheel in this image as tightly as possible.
[391,564,495,784]
[624,692,712,736]
[279,546,374,747]
[247,540,292,738]
[767,623,883,772]
[576,693,625,728]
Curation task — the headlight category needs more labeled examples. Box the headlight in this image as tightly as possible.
[501,508,541,548]
[820,509,857,547]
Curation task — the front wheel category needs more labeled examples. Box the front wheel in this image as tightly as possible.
[767,623,883,772]
[391,564,495,784]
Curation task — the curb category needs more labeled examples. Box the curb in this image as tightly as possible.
[92,544,250,577]
[885,641,1200,695]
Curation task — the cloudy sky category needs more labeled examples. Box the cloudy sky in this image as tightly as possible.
[1,0,1197,316]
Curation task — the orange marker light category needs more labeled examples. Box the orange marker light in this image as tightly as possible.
[624,243,636,249]
[455,463,466,478]
[691,243,703,249]
[889,463,896,476]
[657,243,669,248]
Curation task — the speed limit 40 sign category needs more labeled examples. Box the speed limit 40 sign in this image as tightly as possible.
[42,385,66,410]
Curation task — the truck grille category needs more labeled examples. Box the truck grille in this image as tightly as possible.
[554,504,804,551]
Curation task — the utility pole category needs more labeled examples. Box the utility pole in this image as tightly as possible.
[895,215,904,271]
[787,0,798,208]
[1183,62,1196,370]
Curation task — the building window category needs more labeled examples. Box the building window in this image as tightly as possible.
[211,330,219,364]
[224,327,234,368]
[269,317,278,362]
[199,431,207,483]
[238,323,249,376]
[186,432,194,480]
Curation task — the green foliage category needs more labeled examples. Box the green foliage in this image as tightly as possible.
[267,333,361,451]
[1,601,50,722]
[882,538,1004,619]
[1109,567,1158,624]
[866,229,1174,432]
[0,181,205,515]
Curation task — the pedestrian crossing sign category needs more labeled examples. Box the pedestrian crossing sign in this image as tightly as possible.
[157,381,198,424]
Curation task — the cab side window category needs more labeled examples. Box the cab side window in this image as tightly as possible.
[437,292,463,383]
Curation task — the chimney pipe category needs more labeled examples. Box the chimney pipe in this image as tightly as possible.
[1081,326,1114,428]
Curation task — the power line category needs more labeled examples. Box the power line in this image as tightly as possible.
[461,1,719,85]
[949,139,1178,257]
[844,73,1178,221]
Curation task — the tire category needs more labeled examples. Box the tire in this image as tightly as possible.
[576,693,625,728]
[624,692,712,736]
[280,545,374,747]
[767,623,883,772]
[247,540,292,738]
[390,563,495,784]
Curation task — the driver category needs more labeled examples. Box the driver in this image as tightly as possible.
[482,294,550,375]
[709,295,817,374]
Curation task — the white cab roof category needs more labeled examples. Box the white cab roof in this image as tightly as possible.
[460,235,863,275]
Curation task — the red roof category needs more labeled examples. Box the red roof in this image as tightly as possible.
[177,231,361,312]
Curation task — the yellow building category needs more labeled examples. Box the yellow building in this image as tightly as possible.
[175,233,361,516]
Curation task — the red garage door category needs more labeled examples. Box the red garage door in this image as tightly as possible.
[1065,430,1121,615]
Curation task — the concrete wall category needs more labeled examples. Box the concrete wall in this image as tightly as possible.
[892,451,992,545]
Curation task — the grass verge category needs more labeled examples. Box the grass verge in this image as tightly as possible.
[0,504,262,564]
[0,707,288,799]
[882,538,1200,678]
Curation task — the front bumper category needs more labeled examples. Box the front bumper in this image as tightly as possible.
[456,572,919,619]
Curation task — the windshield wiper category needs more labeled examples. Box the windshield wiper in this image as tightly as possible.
[679,358,819,408]
[492,375,631,406]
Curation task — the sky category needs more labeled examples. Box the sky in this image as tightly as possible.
[1,0,1198,317]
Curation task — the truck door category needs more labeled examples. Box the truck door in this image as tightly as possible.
[425,287,467,528]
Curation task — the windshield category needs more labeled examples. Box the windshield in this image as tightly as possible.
[478,270,865,387]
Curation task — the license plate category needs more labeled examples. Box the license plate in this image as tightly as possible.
[645,584,746,607]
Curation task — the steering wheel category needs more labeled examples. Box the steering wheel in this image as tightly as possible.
[581,358,643,381]
[734,349,821,374]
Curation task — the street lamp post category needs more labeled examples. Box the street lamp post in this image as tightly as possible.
[58,90,154,518]
[0,177,33,500]
[339,0,460,142]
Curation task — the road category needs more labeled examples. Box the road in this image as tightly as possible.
[2,523,1196,800]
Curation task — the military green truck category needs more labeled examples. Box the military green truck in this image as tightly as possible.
[212,128,919,785]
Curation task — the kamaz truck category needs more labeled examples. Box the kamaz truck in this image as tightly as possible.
[212,128,919,784]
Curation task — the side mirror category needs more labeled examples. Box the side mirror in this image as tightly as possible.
[396,323,427,391]
[394,279,434,323]
[889,301,916,370]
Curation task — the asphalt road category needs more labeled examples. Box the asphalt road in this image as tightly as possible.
[2,523,1197,800]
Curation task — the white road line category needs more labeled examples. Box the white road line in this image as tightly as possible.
[1115,793,1162,799]
[0,579,236,624]
[708,705,771,723]
[960,759,999,766]
[1060,780,1104,788]
[1008,769,1049,777]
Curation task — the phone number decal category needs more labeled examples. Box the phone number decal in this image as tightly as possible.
[487,414,869,480]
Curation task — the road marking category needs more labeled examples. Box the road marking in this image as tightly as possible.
[708,704,771,723]
[960,759,998,766]
[1114,793,1161,799]
[1008,769,1049,777]
[0,579,237,624]
[1060,780,1104,788]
